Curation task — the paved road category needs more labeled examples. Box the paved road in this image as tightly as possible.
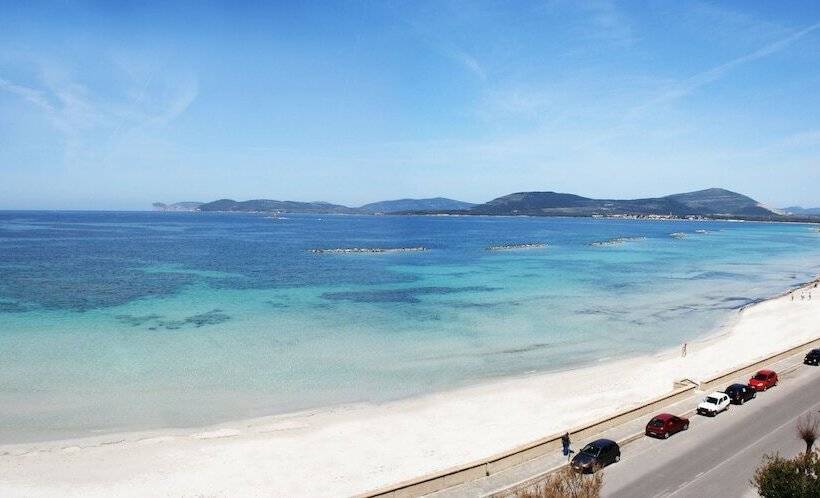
[602,362,820,498]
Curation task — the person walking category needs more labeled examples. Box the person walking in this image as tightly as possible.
[561,432,571,458]
[681,342,687,358]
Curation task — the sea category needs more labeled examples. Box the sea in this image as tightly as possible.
[1,211,819,443]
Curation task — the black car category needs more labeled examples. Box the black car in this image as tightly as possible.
[724,383,756,405]
[570,439,620,473]
[805,349,820,366]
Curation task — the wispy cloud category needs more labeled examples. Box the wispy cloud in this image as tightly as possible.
[709,128,820,163]
[626,21,820,119]
[562,18,820,150]
[780,129,820,148]
[538,0,634,48]
[576,0,635,46]
[680,1,792,47]
[406,21,487,80]
[0,55,198,165]
[439,44,486,80]
[0,76,54,112]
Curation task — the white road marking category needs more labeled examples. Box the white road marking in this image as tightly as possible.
[664,405,819,497]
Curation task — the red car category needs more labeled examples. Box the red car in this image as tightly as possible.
[748,369,778,391]
[645,413,689,439]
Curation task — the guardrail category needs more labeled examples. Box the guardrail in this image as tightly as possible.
[361,335,820,498]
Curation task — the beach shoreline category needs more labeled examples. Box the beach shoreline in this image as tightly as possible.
[1,277,819,497]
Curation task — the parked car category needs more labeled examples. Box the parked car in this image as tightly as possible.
[570,439,620,473]
[724,383,756,405]
[645,413,689,439]
[697,392,730,416]
[748,369,778,391]
[805,349,820,366]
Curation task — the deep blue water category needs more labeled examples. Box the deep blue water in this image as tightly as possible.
[1,211,819,442]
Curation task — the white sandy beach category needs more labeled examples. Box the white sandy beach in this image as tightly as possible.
[1,280,819,498]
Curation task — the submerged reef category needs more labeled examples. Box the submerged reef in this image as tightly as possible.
[321,285,498,304]
[115,309,231,330]
[115,314,163,326]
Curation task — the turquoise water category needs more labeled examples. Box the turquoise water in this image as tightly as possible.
[1,212,819,442]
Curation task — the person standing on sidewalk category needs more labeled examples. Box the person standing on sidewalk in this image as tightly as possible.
[561,432,571,458]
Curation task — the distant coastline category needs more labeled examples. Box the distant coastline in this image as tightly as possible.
[154,188,820,223]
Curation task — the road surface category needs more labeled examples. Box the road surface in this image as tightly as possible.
[602,362,820,497]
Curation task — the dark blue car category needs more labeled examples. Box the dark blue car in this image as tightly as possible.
[571,439,620,473]
[724,383,756,405]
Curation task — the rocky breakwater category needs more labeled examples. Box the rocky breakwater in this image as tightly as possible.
[589,236,646,247]
[486,243,547,251]
[308,247,427,254]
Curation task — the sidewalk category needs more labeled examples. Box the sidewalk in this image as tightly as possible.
[428,352,807,498]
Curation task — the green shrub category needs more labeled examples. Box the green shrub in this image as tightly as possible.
[752,451,820,497]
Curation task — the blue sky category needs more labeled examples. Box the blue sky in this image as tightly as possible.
[1,1,819,210]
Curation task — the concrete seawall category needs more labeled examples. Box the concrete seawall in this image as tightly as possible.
[700,335,820,392]
[362,334,820,498]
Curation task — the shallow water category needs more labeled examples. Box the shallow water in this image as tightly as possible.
[1,211,819,442]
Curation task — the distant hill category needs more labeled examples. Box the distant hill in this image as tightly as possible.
[152,202,203,212]
[159,197,475,215]
[154,189,812,221]
[663,189,775,216]
[451,188,781,218]
[782,206,820,215]
[196,199,361,214]
[359,197,475,213]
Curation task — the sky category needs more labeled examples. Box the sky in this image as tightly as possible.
[1,1,819,210]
